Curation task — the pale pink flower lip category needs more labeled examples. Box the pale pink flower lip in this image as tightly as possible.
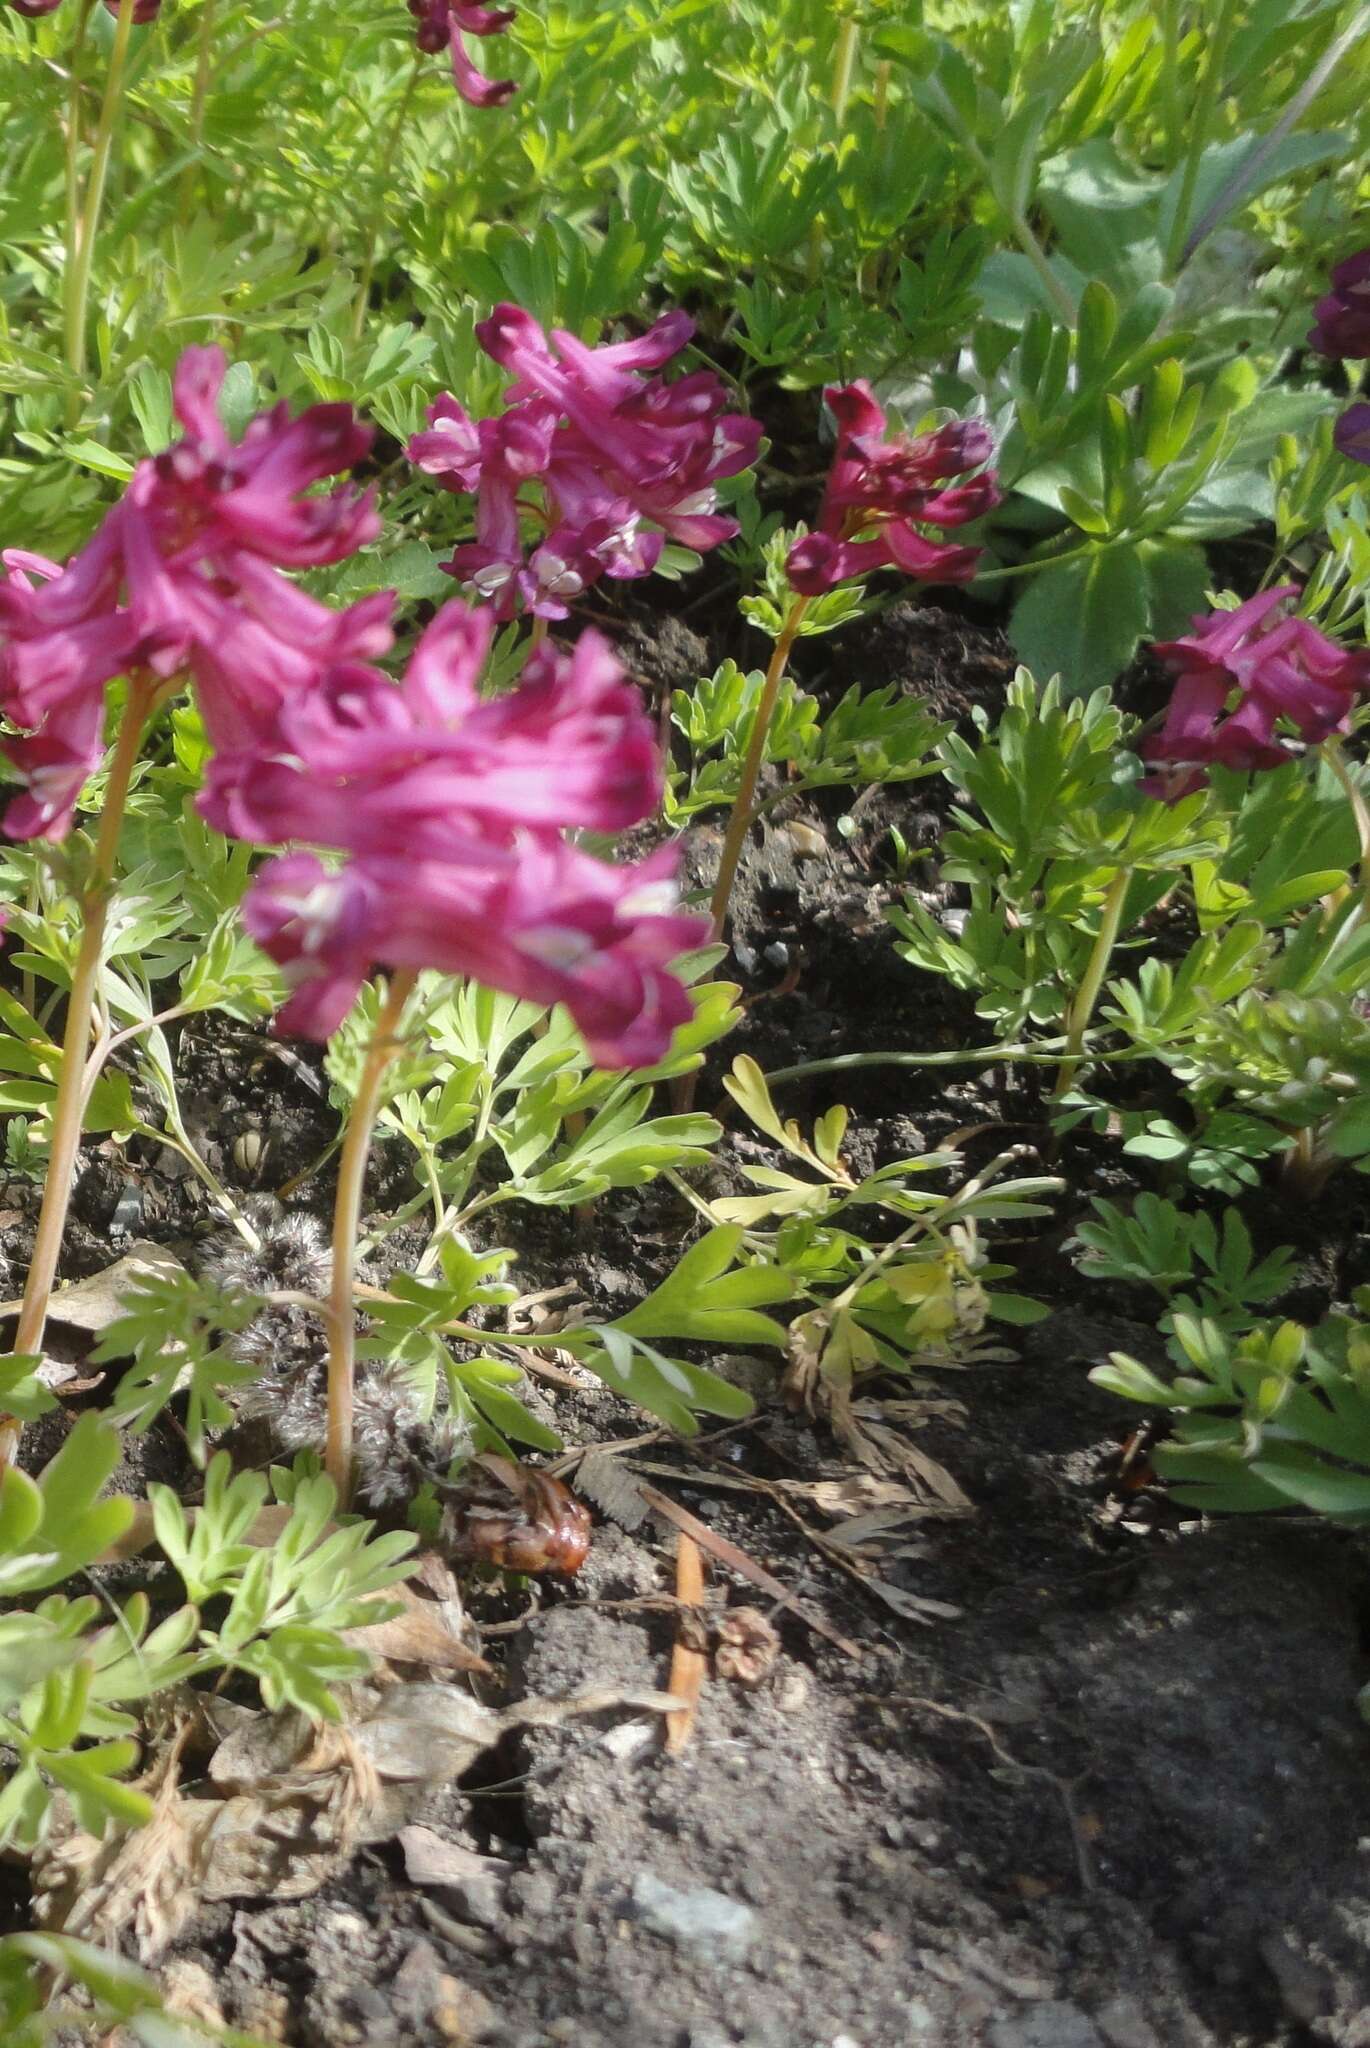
[407,305,761,621]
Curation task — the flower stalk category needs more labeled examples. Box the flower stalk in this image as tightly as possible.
[709,594,812,940]
[64,0,139,401]
[1054,869,1132,1098]
[0,677,160,1470]
[325,970,418,1502]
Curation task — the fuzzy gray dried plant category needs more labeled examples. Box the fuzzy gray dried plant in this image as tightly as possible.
[197,1195,330,1382]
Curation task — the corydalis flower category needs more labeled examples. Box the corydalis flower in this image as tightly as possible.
[1142,587,1370,801]
[245,840,704,1064]
[217,596,707,1065]
[408,0,516,106]
[1309,249,1370,360]
[0,348,388,837]
[200,602,662,853]
[785,381,998,595]
[10,0,160,16]
[407,305,761,620]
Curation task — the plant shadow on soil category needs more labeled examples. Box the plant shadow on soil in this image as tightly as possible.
[5,595,1370,2047]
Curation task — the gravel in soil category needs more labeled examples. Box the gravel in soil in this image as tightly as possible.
[7,597,1370,2047]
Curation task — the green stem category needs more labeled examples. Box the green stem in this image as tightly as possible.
[830,14,859,123]
[709,593,813,940]
[1158,0,1181,171]
[64,0,140,403]
[1054,869,1131,1098]
[325,970,418,1502]
[0,681,158,1466]
[762,1033,1112,1086]
[63,0,97,305]
[1164,0,1240,274]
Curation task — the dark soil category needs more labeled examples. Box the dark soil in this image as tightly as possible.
[10,598,1370,2048]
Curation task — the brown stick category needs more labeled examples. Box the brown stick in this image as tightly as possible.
[664,1532,707,1754]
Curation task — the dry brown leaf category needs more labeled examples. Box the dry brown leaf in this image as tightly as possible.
[0,1241,186,1337]
[822,1505,937,1555]
[777,1475,922,1520]
[833,1391,973,1509]
[862,1580,963,1626]
[34,1726,208,1961]
[341,1575,488,1676]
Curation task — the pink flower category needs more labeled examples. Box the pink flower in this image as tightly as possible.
[408,306,760,619]
[0,349,388,837]
[408,0,517,106]
[1308,250,1370,360]
[245,841,706,1064]
[784,380,998,595]
[1142,587,1370,800]
[200,602,662,850]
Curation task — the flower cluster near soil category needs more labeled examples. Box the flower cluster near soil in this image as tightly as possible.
[0,1,1368,2043]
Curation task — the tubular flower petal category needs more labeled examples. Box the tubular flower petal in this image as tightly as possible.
[407,0,517,105]
[407,306,760,619]
[1308,250,1370,360]
[1142,587,1370,799]
[0,349,388,838]
[208,599,704,1067]
[784,380,998,594]
[244,841,706,1065]
[199,603,663,853]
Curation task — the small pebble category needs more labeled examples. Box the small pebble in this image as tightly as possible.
[763,941,789,969]
[987,2005,1104,2048]
[630,1872,757,1958]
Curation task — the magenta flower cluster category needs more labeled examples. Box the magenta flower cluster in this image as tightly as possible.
[10,0,159,18]
[407,305,762,620]
[0,347,707,1066]
[1142,587,1370,801]
[408,0,516,107]
[1308,248,1370,469]
[784,381,999,595]
[0,349,386,841]
[202,607,704,1056]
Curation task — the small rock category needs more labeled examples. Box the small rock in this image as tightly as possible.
[399,1828,506,1929]
[763,941,789,970]
[630,1871,757,1958]
[1094,1996,1161,2048]
[783,821,828,860]
[987,2005,1104,2048]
